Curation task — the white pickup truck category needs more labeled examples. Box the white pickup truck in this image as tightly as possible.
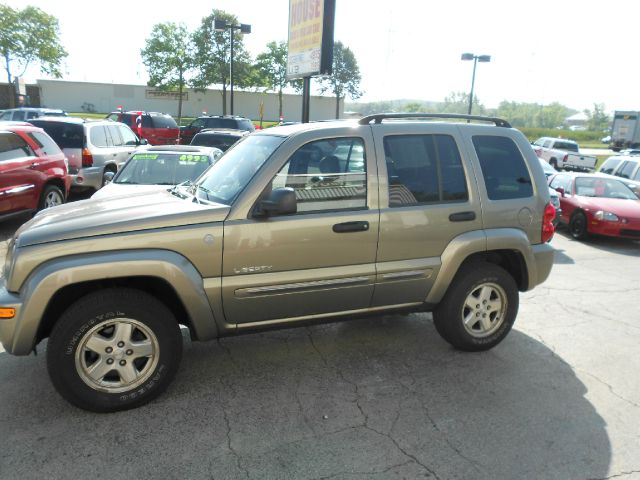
[533,137,597,172]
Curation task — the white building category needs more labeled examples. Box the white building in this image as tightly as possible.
[37,79,342,122]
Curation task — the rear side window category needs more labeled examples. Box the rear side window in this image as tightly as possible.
[617,161,636,179]
[473,135,533,200]
[30,121,84,149]
[0,131,34,161]
[150,115,178,128]
[27,132,63,156]
[383,134,468,206]
[599,157,622,175]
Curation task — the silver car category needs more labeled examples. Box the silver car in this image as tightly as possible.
[30,117,147,191]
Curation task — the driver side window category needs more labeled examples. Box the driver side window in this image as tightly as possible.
[271,137,367,213]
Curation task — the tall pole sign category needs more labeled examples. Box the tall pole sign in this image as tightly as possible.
[286,0,335,123]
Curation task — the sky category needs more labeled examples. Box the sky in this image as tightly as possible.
[4,0,639,113]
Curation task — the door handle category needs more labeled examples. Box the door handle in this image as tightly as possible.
[29,162,41,169]
[332,221,370,233]
[449,211,476,222]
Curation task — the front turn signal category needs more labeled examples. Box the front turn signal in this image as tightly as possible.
[0,308,16,319]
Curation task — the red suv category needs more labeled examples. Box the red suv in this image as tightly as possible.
[106,111,179,145]
[0,123,70,221]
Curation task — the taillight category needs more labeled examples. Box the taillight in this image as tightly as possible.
[563,153,568,163]
[82,148,93,167]
[542,202,556,243]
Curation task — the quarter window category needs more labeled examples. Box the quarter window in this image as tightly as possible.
[27,132,62,156]
[383,134,467,206]
[473,135,533,200]
[271,137,367,213]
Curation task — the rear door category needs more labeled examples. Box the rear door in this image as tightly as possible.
[0,131,40,214]
[371,124,482,306]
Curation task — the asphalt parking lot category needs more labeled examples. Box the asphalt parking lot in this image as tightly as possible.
[0,218,639,479]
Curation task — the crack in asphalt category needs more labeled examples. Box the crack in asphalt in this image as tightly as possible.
[220,402,250,479]
[588,470,640,480]
[418,401,485,475]
[529,333,640,411]
[306,328,442,480]
[577,369,640,409]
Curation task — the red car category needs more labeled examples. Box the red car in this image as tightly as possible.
[0,122,70,221]
[549,172,640,240]
[106,111,179,145]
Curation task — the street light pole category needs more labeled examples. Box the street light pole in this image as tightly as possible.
[214,19,251,116]
[461,53,491,115]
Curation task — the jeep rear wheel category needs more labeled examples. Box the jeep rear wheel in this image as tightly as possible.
[47,288,182,412]
[433,262,518,351]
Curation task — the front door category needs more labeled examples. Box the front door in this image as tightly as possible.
[222,133,379,326]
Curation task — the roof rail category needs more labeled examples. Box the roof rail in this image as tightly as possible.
[358,113,511,128]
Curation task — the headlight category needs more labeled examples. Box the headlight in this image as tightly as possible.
[594,211,619,222]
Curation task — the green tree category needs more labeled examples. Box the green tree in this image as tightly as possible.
[442,91,485,115]
[402,101,424,112]
[0,5,67,107]
[192,10,253,115]
[141,22,193,124]
[585,103,609,131]
[255,40,294,119]
[318,41,363,119]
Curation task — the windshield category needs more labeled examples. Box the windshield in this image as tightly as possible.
[115,152,213,185]
[196,135,285,204]
[574,177,638,200]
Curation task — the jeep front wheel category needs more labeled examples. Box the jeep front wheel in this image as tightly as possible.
[47,288,183,412]
[433,262,518,351]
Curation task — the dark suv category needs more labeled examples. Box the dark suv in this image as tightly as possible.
[106,111,179,145]
[179,115,254,144]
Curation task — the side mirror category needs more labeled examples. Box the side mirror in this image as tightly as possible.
[255,188,297,217]
[555,187,565,197]
[138,138,149,146]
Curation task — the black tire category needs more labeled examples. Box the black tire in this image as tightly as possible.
[569,211,589,240]
[549,159,558,170]
[433,261,518,352]
[38,184,65,211]
[47,288,183,412]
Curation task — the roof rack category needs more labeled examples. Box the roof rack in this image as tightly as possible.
[358,113,511,128]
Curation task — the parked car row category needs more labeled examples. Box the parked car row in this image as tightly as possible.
[1,111,245,221]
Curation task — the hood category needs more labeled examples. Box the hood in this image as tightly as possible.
[578,197,640,218]
[91,183,170,200]
[15,189,231,247]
